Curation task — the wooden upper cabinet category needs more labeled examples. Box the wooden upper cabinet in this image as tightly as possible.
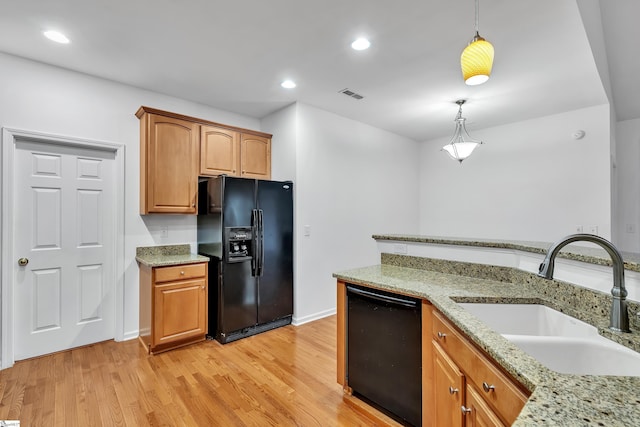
[200,127,272,179]
[138,109,199,214]
[137,106,272,214]
[240,133,271,179]
[200,125,240,176]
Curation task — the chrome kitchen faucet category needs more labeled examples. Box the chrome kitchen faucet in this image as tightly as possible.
[538,233,630,333]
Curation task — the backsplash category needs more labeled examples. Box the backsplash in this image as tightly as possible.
[381,253,640,344]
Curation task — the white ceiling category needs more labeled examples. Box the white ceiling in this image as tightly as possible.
[0,0,637,142]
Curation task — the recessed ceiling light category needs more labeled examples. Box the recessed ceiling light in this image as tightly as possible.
[351,38,371,51]
[43,30,70,44]
[281,80,296,89]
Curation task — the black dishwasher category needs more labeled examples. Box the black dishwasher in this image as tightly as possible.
[346,284,422,426]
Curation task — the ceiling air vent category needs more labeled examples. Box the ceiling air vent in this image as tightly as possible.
[339,88,364,100]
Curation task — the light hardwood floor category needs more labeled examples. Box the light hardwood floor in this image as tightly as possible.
[0,316,378,426]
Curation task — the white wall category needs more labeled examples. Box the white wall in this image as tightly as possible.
[615,118,640,252]
[419,104,611,243]
[576,0,620,250]
[0,53,422,344]
[0,52,261,340]
[577,0,613,103]
[262,103,297,182]
[0,48,627,352]
[263,103,421,323]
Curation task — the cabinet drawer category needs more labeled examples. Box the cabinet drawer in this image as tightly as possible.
[432,310,528,425]
[432,310,476,369]
[154,263,206,283]
[465,346,528,425]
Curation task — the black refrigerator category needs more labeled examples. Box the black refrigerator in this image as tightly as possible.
[197,176,293,343]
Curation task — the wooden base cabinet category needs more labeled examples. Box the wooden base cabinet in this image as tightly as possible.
[433,342,464,427]
[464,384,507,427]
[139,262,208,354]
[424,302,529,426]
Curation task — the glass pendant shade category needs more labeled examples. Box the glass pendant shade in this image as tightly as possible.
[460,0,494,85]
[461,33,494,85]
[442,140,480,163]
[442,100,483,163]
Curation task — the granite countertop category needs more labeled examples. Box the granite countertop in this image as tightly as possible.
[136,244,209,267]
[333,263,640,426]
[373,234,640,273]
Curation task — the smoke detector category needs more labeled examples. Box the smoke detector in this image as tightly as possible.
[572,130,586,140]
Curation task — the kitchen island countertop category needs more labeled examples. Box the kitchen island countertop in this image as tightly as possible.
[334,262,640,426]
[374,234,640,272]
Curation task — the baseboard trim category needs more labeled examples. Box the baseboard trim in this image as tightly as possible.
[292,308,336,326]
[122,330,140,342]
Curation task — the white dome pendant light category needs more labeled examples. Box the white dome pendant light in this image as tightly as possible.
[442,100,483,163]
[461,0,494,85]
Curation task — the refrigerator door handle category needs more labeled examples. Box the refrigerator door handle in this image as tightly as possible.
[251,209,259,276]
[257,209,264,276]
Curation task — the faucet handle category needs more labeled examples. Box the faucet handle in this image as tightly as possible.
[538,261,549,278]
[538,258,554,279]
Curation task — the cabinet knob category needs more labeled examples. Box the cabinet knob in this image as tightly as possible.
[449,386,459,395]
[437,332,447,339]
[180,271,185,275]
[461,406,472,414]
[482,382,496,393]
[201,285,205,290]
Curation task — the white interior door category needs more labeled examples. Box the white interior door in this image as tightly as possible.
[13,140,116,360]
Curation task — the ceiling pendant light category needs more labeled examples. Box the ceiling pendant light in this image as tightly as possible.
[460,0,494,85]
[442,100,483,163]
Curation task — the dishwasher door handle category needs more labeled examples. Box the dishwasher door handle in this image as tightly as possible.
[346,285,418,308]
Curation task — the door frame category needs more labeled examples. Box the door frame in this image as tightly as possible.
[1,127,126,369]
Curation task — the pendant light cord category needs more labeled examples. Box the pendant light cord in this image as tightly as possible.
[475,0,480,35]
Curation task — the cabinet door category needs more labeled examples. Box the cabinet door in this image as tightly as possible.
[200,125,240,176]
[240,133,271,179]
[153,278,206,347]
[464,384,506,427]
[144,114,199,213]
[433,342,464,427]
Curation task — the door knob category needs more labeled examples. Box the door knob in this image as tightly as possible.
[18,257,29,266]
